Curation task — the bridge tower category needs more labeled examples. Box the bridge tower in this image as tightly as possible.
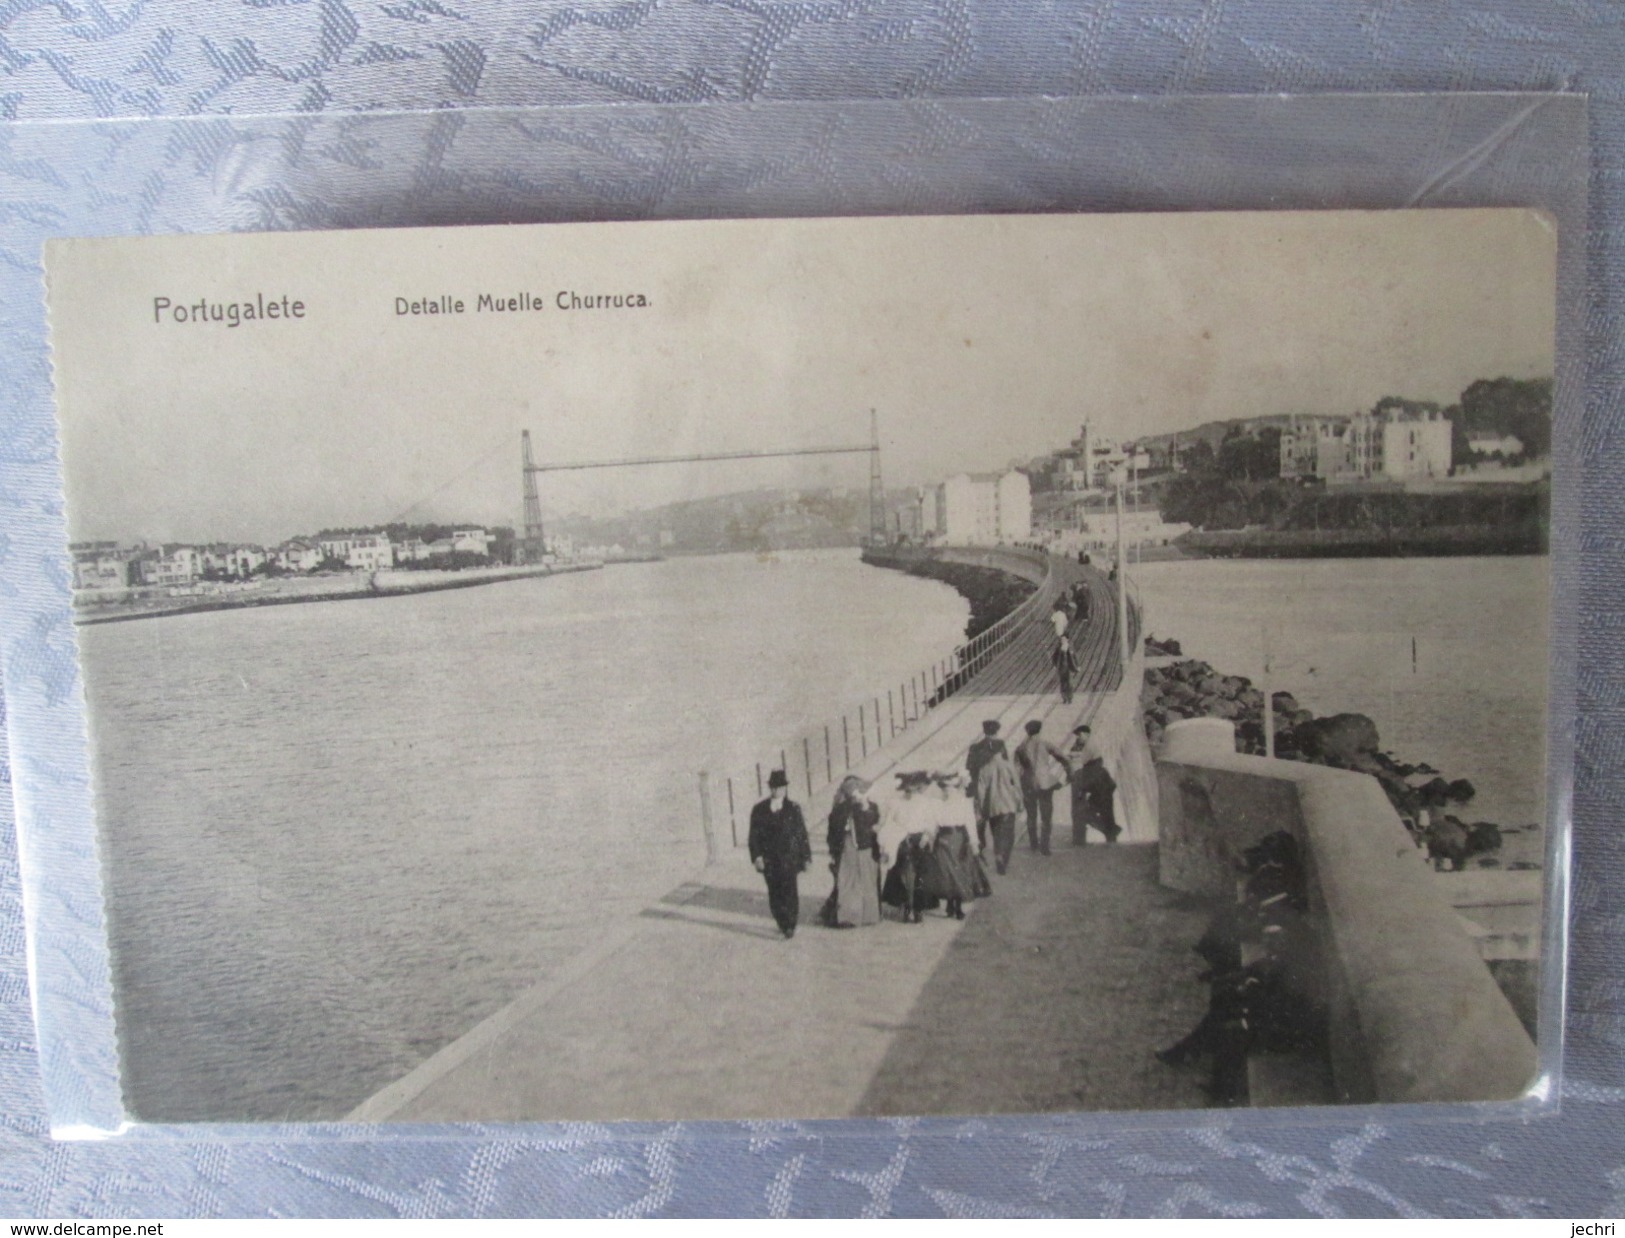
[521,430,545,563]
[867,409,885,546]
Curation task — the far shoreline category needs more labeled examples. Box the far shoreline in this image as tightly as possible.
[73,561,605,627]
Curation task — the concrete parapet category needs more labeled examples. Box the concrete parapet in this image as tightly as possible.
[1155,748,1537,1105]
[1156,741,1300,897]
[1161,717,1240,764]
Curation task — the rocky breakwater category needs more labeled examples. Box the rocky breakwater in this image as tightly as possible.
[862,550,1038,641]
[1140,642,1538,873]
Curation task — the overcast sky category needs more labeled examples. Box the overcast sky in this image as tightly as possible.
[49,209,1555,546]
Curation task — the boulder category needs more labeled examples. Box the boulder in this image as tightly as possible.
[1164,681,1198,706]
[1466,821,1502,854]
[1294,713,1381,767]
[1424,815,1470,871]
[1413,777,1454,808]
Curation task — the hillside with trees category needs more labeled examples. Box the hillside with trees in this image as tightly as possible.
[1155,377,1551,554]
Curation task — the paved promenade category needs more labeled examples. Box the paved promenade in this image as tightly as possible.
[353,555,1191,1122]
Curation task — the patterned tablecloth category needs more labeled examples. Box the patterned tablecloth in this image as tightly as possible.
[1,1,1622,1218]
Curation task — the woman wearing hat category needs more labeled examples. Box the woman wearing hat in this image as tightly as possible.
[914,771,991,920]
[878,771,939,924]
[819,775,883,928]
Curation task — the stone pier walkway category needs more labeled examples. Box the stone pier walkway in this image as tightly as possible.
[352,556,1194,1122]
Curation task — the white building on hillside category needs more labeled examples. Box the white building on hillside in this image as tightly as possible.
[392,538,431,564]
[71,546,131,590]
[1282,409,1451,482]
[224,544,266,576]
[318,532,393,570]
[450,528,494,556]
[1280,417,1352,479]
[1349,408,1453,481]
[1466,431,1523,458]
[274,539,322,572]
[135,544,202,586]
[934,470,1031,545]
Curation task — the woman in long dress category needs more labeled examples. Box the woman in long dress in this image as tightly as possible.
[878,771,939,923]
[819,775,883,928]
[916,771,992,919]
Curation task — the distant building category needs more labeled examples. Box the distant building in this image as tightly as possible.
[1074,506,1191,553]
[318,532,393,570]
[1281,409,1450,482]
[136,544,202,586]
[71,545,130,591]
[1139,439,1177,473]
[1085,439,1149,489]
[274,538,322,573]
[887,489,928,542]
[1349,408,1452,481]
[392,538,431,565]
[1053,422,1095,491]
[1279,421,1318,478]
[1280,417,1352,480]
[224,544,265,576]
[934,470,1031,545]
[1466,431,1523,458]
[450,528,493,556]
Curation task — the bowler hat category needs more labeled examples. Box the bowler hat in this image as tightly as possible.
[767,769,789,789]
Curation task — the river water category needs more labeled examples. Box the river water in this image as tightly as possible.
[80,549,970,1121]
[1131,555,1551,831]
[81,550,1551,1120]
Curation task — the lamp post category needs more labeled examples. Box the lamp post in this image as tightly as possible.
[1261,623,1275,759]
[1112,464,1130,670]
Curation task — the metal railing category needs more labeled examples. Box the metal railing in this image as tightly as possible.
[696,549,1058,860]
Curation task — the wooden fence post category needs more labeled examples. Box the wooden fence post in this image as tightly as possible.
[699,771,719,865]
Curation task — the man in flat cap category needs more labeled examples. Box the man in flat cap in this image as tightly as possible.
[749,769,812,938]
[965,719,1004,854]
[1069,723,1121,845]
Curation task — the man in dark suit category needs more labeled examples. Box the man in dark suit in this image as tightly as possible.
[749,769,812,938]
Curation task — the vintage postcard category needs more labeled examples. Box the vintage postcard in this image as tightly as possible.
[46,210,1555,1123]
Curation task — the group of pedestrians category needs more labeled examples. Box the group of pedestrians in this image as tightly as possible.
[747,713,1121,940]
